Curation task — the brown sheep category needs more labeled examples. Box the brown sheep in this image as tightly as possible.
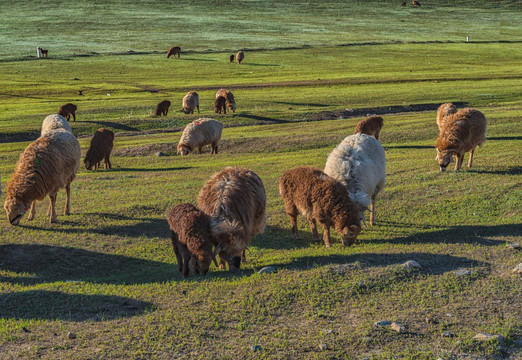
[197,167,266,271]
[214,96,227,114]
[58,103,77,122]
[84,128,115,170]
[154,100,171,116]
[182,91,200,114]
[279,166,361,248]
[400,2,407,6]
[166,46,181,59]
[236,51,244,65]
[436,103,457,131]
[229,54,235,63]
[4,129,81,225]
[435,108,487,171]
[216,89,236,113]
[167,203,218,277]
[177,118,223,155]
[412,0,421,6]
[40,49,48,57]
[353,116,384,140]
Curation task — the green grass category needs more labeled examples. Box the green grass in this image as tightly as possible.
[0,0,521,359]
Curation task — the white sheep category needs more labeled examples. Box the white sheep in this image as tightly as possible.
[41,114,73,136]
[182,91,200,114]
[324,133,386,226]
[177,118,223,155]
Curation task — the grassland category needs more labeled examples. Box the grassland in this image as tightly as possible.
[1,0,521,359]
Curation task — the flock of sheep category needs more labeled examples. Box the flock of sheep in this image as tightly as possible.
[1,97,487,277]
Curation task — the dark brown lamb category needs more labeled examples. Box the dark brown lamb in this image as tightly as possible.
[167,203,217,277]
[84,128,115,170]
[229,54,235,63]
[353,116,384,140]
[214,96,227,114]
[166,46,181,59]
[58,103,77,122]
[279,166,361,247]
[154,100,171,116]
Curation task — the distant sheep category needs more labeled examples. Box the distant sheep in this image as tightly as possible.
[436,103,458,131]
[84,128,115,170]
[324,133,386,226]
[4,129,81,225]
[214,96,227,114]
[166,46,181,59]
[229,54,235,63]
[40,48,48,57]
[216,89,236,113]
[154,100,171,116]
[400,1,406,6]
[58,103,77,122]
[198,167,266,271]
[167,203,218,277]
[354,115,384,140]
[435,108,487,171]
[182,91,200,114]
[412,0,421,6]
[236,51,244,64]
[41,114,73,136]
[177,118,223,155]
[279,166,361,247]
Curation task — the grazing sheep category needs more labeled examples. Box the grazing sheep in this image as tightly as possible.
[279,166,361,247]
[435,108,487,171]
[182,91,200,114]
[84,128,115,170]
[236,51,244,64]
[41,114,73,136]
[4,129,81,225]
[214,96,227,114]
[400,1,407,6]
[40,48,48,57]
[216,89,236,113]
[229,54,234,63]
[324,133,386,226]
[353,115,384,140]
[166,46,181,59]
[167,203,218,277]
[436,103,458,131]
[412,0,421,6]
[197,167,266,271]
[177,118,223,156]
[58,103,77,122]
[154,100,171,116]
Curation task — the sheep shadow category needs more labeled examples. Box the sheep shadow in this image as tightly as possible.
[0,244,174,286]
[254,224,325,250]
[108,166,192,172]
[241,113,289,124]
[80,120,139,131]
[384,145,433,149]
[466,166,522,175]
[487,136,522,141]
[273,101,330,107]
[0,290,153,321]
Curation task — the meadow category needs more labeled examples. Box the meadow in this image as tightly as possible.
[0,0,521,359]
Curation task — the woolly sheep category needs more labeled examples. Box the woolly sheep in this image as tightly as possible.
[177,118,223,156]
[216,89,236,113]
[167,203,218,277]
[182,91,200,114]
[197,167,266,271]
[4,129,81,225]
[166,46,181,59]
[84,128,115,170]
[324,133,386,226]
[279,166,361,247]
[354,115,384,140]
[435,108,487,171]
[57,103,77,122]
[436,103,457,131]
[236,51,244,64]
[154,100,171,116]
[229,54,235,63]
[41,114,73,136]
[214,96,227,114]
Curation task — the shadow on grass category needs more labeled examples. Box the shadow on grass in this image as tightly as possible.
[0,290,153,321]
[241,113,289,124]
[107,166,192,172]
[273,101,329,107]
[384,145,434,149]
[467,166,522,175]
[488,136,522,141]
[80,120,139,131]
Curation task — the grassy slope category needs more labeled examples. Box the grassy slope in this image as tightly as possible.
[0,0,521,359]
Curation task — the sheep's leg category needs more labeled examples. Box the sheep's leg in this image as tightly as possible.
[307,217,320,242]
[370,194,376,226]
[170,231,183,273]
[198,146,203,154]
[196,105,200,114]
[49,193,57,223]
[468,148,475,168]
[241,249,246,263]
[27,201,36,221]
[72,112,76,122]
[320,223,332,248]
[181,247,191,277]
[64,182,71,215]
[374,130,380,140]
[285,204,300,239]
[455,154,464,170]
[218,252,227,270]
[105,155,111,169]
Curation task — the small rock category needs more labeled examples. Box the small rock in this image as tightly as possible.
[155,151,166,157]
[401,260,422,268]
[22,327,31,333]
[454,269,473,276]
[250,345,262,352]
[375,320,392,327]
[258,266,277,274]
[67,332,76,339]
[391,322,407,333]
[319,343,328,350]
[507,242,521,250]
[442,331,455,337]
[473,333,505,343]
[321,329,333,335]
[512,263,522,274]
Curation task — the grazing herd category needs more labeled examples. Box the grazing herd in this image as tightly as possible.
[2,96,487,278]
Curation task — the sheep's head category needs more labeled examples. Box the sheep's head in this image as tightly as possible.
[182,108,191,114]
[339,224,361,246]
[4,196,27,226]
[189,250,213,276]
[176,144,192,156]
[228,102,236,113]
[436,148,454,172]
[84,158,95,170]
